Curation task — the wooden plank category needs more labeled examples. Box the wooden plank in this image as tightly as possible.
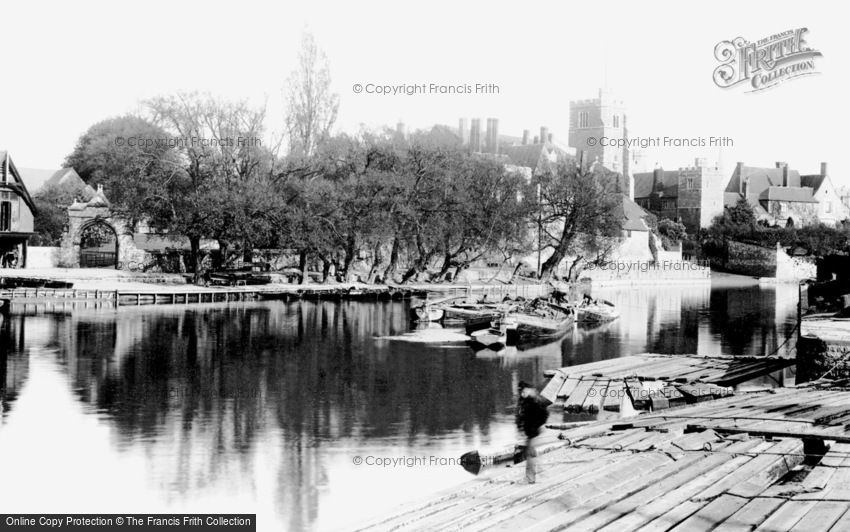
[828,508,850,531]
[582,379,609,413]
[624,378,649,409]
[603,380,625,411]
[713,497,785,532]
[754,501,817,531]
[565,438,762,532]
[724,439,805,498]
[475,452,676,532]
[540,370,567,403]
[565,378,596,412]
[599,439,776,532]
[556,376,582,399]
[789,501,849,531]
[668,494,749,532]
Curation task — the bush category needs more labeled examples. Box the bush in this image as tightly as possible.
[700,198,850,256]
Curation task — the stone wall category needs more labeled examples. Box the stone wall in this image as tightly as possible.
[768,200,818,227]
[710,240,777,277]
[709,240,816,281]
[26,246,61,268]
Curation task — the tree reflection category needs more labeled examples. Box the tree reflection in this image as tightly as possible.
[49,301,525,530]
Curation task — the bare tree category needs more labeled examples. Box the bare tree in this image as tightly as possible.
[285,31,339,158]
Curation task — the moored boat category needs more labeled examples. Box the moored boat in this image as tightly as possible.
[469,327,507,348]
[510,300,575,340]
[576,299,620,322]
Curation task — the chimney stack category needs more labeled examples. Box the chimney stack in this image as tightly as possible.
[470,118,482,152]
[458,118,469,146]
[652,167,663,192]
[485,118,499,154]
[533,136,539,144]
[540,126,549,145]
[821,162,828,176]
[736,162,744,193]
[396,121,406,139]
[775,161,787,169]
[694,157,706,167]
[782,164,789,187]
[522,129,530,145]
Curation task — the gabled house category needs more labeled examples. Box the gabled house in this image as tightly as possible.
[723,161,845,227]
[0,151,37,267]
[800,164,848,226]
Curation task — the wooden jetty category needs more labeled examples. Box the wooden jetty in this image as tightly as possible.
[541,354,795,413]
[0,285,429,307]
[356,385,850,531]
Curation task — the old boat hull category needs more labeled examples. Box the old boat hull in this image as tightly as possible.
[512,314,574,338]
[469,328,507,348]
[577,304,620,323]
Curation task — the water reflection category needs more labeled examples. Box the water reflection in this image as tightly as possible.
[0,280,802,531]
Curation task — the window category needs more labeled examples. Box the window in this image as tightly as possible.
[613,115,619,128]
[0,199,10,232]
[686,177,695,190]
[578,111,588,128]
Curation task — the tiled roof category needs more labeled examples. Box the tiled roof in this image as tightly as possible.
[17,167,85,193]
[501,143,572,170]
[613,193,650,231]
[633,169,679,199]
[724,191,770,217]
[725,165,801,195]
[764,186,817,203]
[800,174,826,193]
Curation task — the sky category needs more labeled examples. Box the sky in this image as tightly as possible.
[1,0,846,187]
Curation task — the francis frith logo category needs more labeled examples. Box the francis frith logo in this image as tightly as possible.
[713,28,822,92]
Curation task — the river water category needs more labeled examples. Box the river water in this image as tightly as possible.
[0,278,800,531]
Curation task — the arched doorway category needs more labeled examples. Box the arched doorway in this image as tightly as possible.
[79,220,118,268]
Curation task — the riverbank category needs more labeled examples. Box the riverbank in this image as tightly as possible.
[0,267,552,302]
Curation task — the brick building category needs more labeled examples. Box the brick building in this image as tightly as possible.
[723,162,847,227]
[632,159,726,234]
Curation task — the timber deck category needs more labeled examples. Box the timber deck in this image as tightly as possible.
[356,385,850,531]
[540,354,794,413]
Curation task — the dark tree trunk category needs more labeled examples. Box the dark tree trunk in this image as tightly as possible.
[383,236,400,282]
[340,234,357,282]
[321,258,332,284]
[299,250,309,284]
[509,262,523,283]
[436,252,454,281]
[367,241,382,283]
[189,237,201,284]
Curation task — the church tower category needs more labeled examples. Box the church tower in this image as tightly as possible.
[568,89,632,197]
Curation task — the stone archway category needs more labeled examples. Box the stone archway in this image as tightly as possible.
[59,186,133,269]
[78,218,118,268]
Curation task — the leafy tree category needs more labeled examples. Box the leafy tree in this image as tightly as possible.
[657,218,687,250]
[64,115,180,226]
[536,163,623,281]
[31,186,80,245]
